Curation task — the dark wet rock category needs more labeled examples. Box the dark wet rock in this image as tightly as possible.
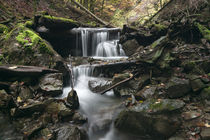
[88,79,112,93]
[182,111,201,120]
[67,89,79,110]
[190,78,206,92]
[56,125,88,140]
[166,77,191,98]
[115,99,184,138]
[201,128,210,140]
[122,39,140,56]
[19,85,34,101]
[72,112,87,124]
[0,89,15,109]
[39,73,63,96]
[135,86,157,100]
[132,99,185,114]
[200,87,210,100]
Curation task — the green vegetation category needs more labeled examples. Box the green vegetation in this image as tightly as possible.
[195,23,210,41]
[24,20,34,28]
[43,15,79,25]
[0,24,8,34]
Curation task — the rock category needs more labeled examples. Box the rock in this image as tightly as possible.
[88,79,112,93]
[56,125,88,140]
[1,24,62,69]
[182,111,201,120]
[115,99,184,138]
[45,101,74,121]
[135,86,157,100]
[200,87,210,100]
[37,128,54,140]
[11,99,52,117]
[132,99,185,114]
[72,112,87,124]
[122,39,140,56]
[19,85,34,101]
[39,73,63,96]
[201,128,210,140]
[190,78,206,92]
[67,89,79,109]
[166,77,191,98]
[21,120,44,138]
[113,73,142,97]
[0,89,15,109]
[36,15,79,30]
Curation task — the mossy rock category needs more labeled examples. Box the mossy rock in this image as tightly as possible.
[195,22,210,41]
[1,24,62,68]
[37,15,80,30]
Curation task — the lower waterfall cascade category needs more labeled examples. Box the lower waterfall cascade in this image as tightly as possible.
[63,28,141,140]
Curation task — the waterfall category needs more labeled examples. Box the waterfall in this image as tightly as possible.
[73,28,125,57]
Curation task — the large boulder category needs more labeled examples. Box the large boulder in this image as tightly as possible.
[39,73,63,96]
[1,24,62,68]
[115,99,184,139]
[166,77,191,98]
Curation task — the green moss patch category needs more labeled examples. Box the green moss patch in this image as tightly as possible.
[0,24,8,34]
[195,23,210,41]
[15,27,53,55]
[43,15,78,25]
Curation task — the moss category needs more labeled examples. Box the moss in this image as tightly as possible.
[154,24,167,32]
[24,21,34,28]
[0,24,8,34]
[195,23,210,41]
[39,42,53,55]
[43,15,78,24]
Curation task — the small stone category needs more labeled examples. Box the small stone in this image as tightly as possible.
[182,111,201,120]
[190,78,205,92]
[201,87,210,100]
[201,128,210,140]
[67,89,79,110]
[0,90,15,109]
[19,85,34,101]
[166,77,191,98]
[135,86,156,100]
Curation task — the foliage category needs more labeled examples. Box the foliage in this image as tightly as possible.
[195,23,210,41]
[0,24,8,34]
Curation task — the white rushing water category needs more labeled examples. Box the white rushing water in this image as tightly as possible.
[73,27,126,58]
[63,28,141,140]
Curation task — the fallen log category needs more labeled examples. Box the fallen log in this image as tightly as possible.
[0,65,58,77]
[71,0,107,25]
[100,73,138,95]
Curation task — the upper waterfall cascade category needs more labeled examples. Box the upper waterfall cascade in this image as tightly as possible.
[73,28,126,57]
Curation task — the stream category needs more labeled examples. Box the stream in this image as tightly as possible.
[62,28,140,140]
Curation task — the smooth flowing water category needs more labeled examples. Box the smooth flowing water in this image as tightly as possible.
[63,28,138,140]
